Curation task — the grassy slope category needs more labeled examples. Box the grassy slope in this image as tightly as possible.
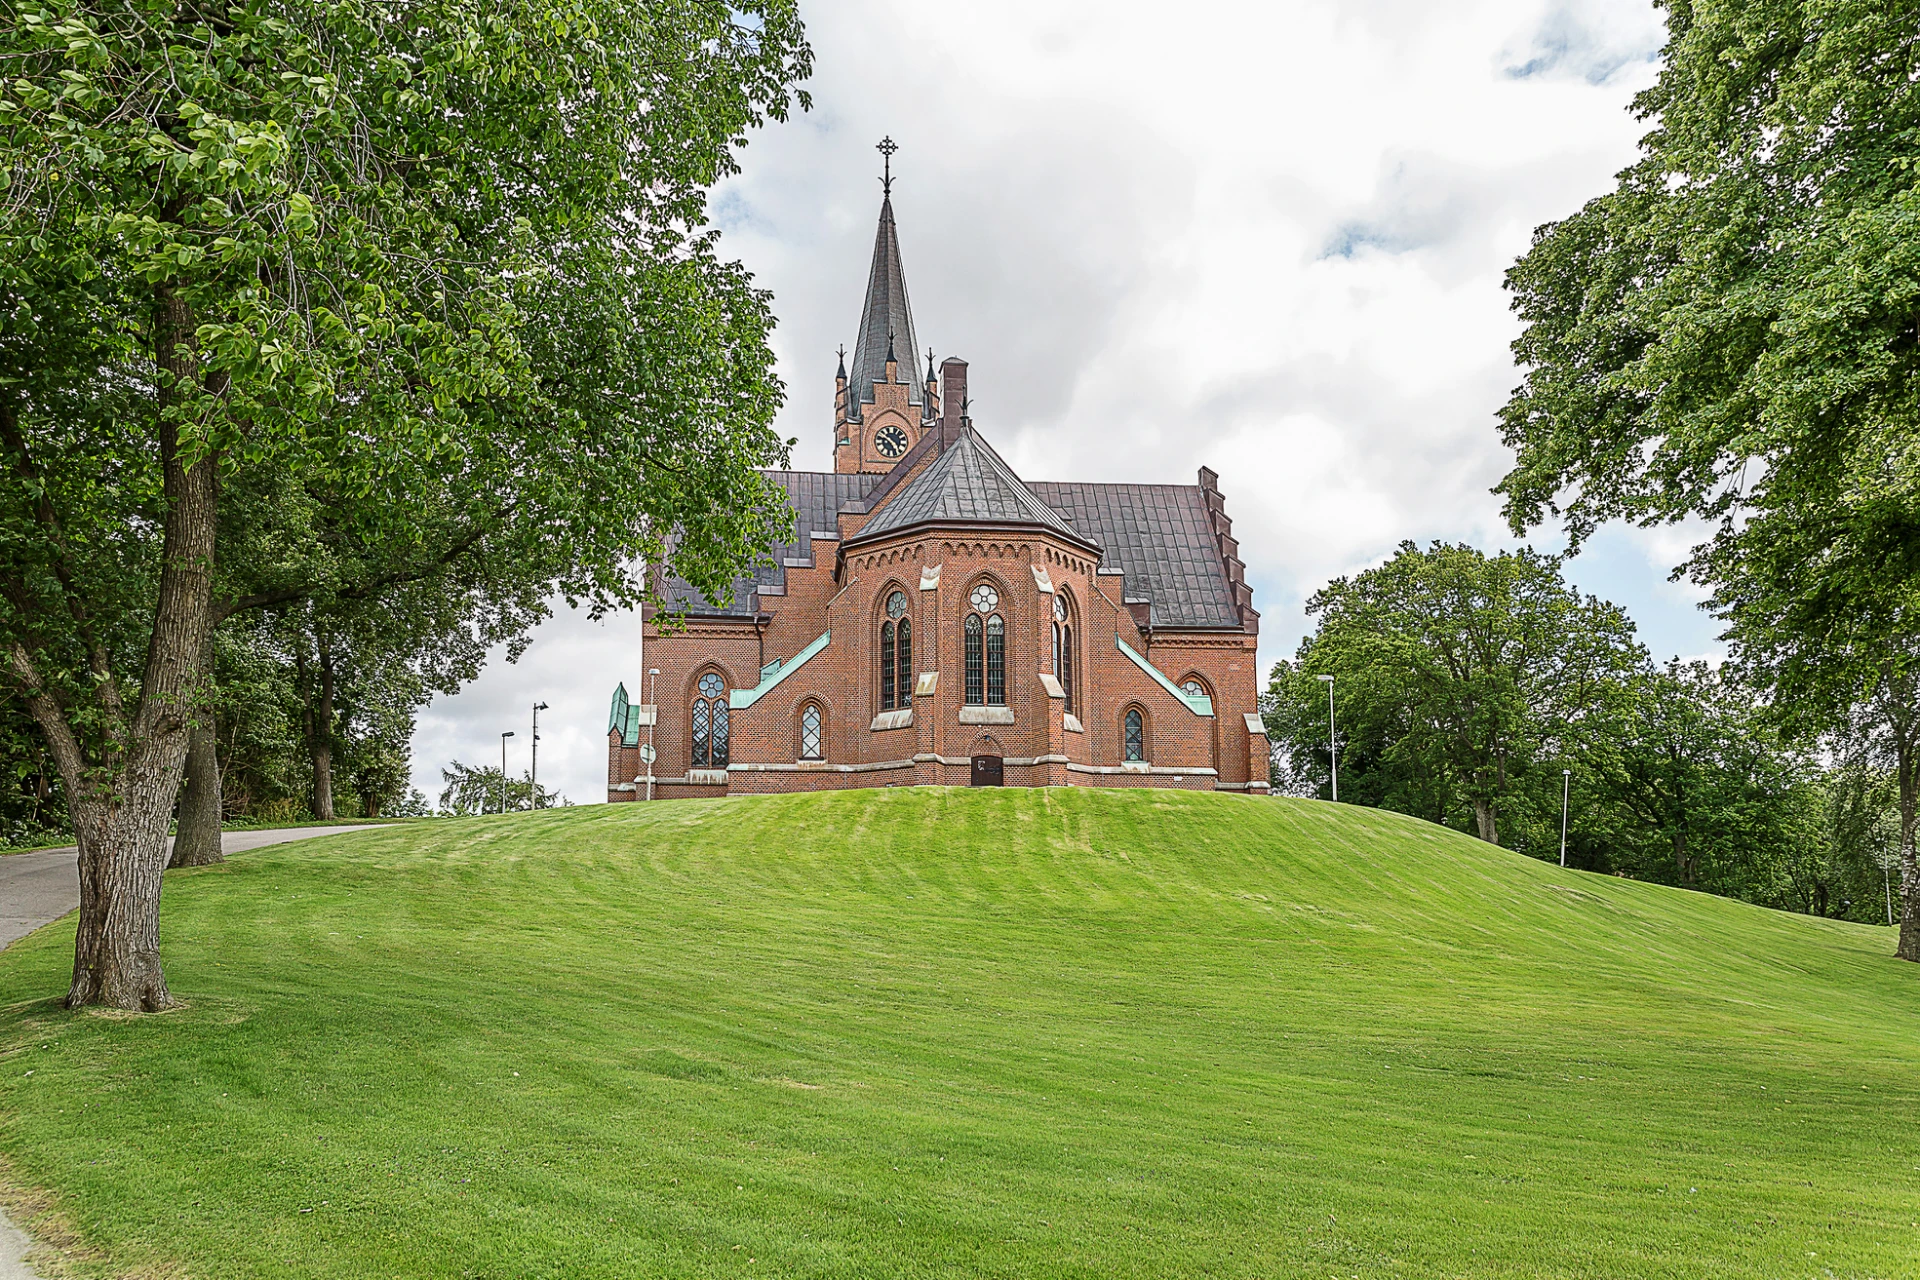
[0,789,1915,1279]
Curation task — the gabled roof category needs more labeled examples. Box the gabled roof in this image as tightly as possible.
[851,428,1089,547]
[848,195,922,410]
[1029,481,1243,628]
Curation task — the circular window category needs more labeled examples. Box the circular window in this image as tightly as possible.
[1181,679,1206,698]
[698,673,725,698]
[886,590,907,619]
[969,583,999,613]
[1052,594,1068,623]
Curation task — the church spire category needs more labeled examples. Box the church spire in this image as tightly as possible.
[848,139,922,411]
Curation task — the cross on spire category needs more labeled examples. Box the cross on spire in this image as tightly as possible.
[877,135,898,197]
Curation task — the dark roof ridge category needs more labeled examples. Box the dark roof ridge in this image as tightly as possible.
[849,425,1099,552]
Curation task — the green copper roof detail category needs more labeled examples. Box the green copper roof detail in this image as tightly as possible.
[1115,635,1214,716]
[730,631,831,710]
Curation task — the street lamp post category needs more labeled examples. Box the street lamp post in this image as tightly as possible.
[1559,769,1572,868]
[500,730,515,814]
[646,668,661,803]
[531,702,549,809]
[1316,675,1338,802]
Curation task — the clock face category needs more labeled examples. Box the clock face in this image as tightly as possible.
[874,425,910,458]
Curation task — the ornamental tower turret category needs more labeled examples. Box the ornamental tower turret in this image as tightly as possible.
[835,137,930,475]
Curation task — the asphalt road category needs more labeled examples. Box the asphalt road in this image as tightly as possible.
[0,826,388,951]
[0,824,388,1280]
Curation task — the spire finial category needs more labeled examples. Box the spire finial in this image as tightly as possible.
[877,135,898,198]
[886,327,897,366]
[836,344,847,378]
[926,347,936,381]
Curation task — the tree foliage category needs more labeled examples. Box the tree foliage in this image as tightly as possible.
[1496,0,1920,957]
[0,0,811,1007]
[1267,542,1643,851]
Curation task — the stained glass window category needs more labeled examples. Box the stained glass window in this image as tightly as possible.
[985,614,1005,705]
[965,613,983,705]
[969,583,999,613]
[691,698,710,765]
[880,620,897,709]
[896,618,912,708]
[1182,679,1206,699]
[1125,708,1144,761]
[692,672,729,767]
[1061,623,1073,715]
[801,704,822,759]
[886,590,908,618]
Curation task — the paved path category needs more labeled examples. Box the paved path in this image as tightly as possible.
[1,826,384,951]
[0,825,388,1277]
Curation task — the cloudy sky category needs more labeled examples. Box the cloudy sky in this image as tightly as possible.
[410,0,1715,809]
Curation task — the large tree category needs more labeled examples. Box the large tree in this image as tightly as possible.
[0,1,809,1009]
[1496,0,1920,958]
[1268,542,1644,851]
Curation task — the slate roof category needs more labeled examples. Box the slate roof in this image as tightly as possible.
[1029,481,1243,628]
[852,429,1086,545]
[663,470,880,616]
[848,196,922,412]
[662,454,1244,631]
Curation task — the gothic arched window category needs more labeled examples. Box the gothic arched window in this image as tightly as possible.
[881,590,913,710]
[1124,707,1145,762]
[965,613,983,705]
[691,671,730,768]
[1052,593,1075,715]
[985,614,1006,705]
[800,702,824,760]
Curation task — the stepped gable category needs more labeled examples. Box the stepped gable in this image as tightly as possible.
[847,194,921,417]
[851,427,1092,548]
[664,470,880,616]
[1030,482,1242,629]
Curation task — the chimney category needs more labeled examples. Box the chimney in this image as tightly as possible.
[940,358,968,445]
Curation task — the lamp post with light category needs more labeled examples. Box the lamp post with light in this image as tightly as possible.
[499,730,515,814]
[1560,769,1572,868]
[531,702,549,809]
[1316,674,1338,802]
[646,668,661,803]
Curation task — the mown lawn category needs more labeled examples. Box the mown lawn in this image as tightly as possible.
[0,789,1915,1279]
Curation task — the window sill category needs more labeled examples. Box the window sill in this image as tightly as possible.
[959,705,1014,725]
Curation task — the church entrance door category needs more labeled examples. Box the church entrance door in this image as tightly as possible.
[970,755,1004,787]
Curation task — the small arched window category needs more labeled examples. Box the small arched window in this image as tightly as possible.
[880,590,913,710]
[800,703,823,760]
[692,672,730,767]
[1124,708,1145,762]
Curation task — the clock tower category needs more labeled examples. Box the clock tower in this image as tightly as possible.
[834,139,939,475]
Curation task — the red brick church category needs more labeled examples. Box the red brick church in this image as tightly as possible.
[608,160,1269,800]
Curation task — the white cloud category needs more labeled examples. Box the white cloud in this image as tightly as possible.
[414,0,1709,804]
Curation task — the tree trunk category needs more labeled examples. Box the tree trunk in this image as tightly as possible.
[1896,734,1918,962]
[1471,797,1498,845]
[169,714,224,868]
[66,763,179,1010]
[63,285,218,1010]
[311,636,335,821]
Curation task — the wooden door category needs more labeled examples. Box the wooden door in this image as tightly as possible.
[970,755,1004,786]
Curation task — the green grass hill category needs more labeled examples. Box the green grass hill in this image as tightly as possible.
[1,789,1916,1278]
